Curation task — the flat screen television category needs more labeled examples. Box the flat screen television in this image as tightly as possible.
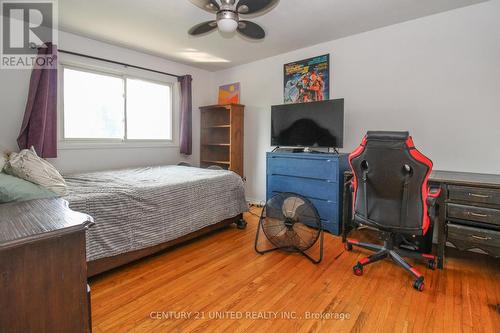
[271,99,344,148]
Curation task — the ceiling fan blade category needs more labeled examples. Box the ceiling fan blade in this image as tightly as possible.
[237,0,279,16]
[189,21,218,36]
[188,0,220,14]
[237,21,265,39]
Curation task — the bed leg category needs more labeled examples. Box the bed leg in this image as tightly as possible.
[236,217,247,229]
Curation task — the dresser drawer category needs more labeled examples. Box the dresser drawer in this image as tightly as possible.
[447,203,500,227]
[294,218,339,235]
[268,175,338,202]
[268,156,338,181]
[269,191,339,223]
[321,219,340,235]
[307,197,338,223]
[448,185,500,205]
[447,223,500,257]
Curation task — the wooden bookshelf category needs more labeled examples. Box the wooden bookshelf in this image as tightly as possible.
[199,104,244,177]
[203,125,231,129]
[202,143,231,147]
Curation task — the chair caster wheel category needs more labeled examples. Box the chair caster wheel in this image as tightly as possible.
[413,277,425,292]
[353,263,363,276]
[427,259,436,270]
[236,218,247,229]
[344,242,353,251]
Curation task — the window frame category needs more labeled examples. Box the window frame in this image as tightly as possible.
[58,58,178,150]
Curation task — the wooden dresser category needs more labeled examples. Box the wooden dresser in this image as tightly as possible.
[267,152,350,235]
[0,198,94,333]
[200,104,244,177]
[430,171,500,268]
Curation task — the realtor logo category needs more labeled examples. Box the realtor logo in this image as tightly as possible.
[1,0,57,69]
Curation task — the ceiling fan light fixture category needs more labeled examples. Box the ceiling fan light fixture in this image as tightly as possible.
[216,10,238,33]
[189,0,278,40]
[218,18,238,33]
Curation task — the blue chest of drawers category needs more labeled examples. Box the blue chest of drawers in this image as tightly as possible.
[266,152,350,235]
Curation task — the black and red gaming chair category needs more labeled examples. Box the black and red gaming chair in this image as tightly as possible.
[345,131,441,291]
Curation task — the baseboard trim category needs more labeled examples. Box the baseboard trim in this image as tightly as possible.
[246,197,266,207]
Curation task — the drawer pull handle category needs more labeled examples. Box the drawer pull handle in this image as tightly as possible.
[471,235,492,241]
[468,193,490,198]
[468,212,488,218]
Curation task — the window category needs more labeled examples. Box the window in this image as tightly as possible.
[63,68,124,139]
[62,67,173,142]
[126,78,172,140]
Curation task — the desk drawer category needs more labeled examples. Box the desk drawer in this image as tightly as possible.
[268,156,338,181]
[447,203,500,227]
[448,185,500,206]
[447,223,500,257]
[268,175,338,203]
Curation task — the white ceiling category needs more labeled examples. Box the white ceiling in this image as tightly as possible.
[58,0,487,71]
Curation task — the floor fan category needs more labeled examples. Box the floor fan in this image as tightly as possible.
[255,192,323,263]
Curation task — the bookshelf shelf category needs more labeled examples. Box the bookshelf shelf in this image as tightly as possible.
[201,160,230,165]
[200,104,244,177]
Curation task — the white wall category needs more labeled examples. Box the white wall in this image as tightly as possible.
[213,0,500,202]
[1,2,499,200]
[0,31,215,173]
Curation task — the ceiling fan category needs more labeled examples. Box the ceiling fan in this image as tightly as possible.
[188,0,279,40]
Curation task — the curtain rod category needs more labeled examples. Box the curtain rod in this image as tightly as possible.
[58,49,184,79]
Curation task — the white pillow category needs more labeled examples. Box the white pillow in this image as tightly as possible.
[6,147,67,196]
[0,155,5,172]
[0,145,9,172]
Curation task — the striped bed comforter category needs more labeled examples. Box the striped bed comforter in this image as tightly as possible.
[63,166,247,261]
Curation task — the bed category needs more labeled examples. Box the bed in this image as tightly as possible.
[63,165,247,276]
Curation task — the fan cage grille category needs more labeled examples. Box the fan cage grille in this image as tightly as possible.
[260,192,322,252]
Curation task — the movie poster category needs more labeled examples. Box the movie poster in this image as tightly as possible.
[283,54,330,104]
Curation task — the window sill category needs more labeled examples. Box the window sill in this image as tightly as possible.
[58,141,179,150]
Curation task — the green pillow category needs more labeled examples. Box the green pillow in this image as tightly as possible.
[0,172,58,203]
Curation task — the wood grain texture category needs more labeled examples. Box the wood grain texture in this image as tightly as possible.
[229,104,244,178]
[345,170,500,189]
[0,198,93,249]
[0,199,91,333]
[90,207,500,333]
[430,170,500,189]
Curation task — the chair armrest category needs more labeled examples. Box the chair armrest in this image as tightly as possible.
[426,187,441,207]
[428,187,441,198]
[346,178,355,194]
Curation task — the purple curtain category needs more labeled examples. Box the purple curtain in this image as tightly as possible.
[178,75,193,155]
[17,43,58,158]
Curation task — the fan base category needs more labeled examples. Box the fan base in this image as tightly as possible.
[255,222,324,264]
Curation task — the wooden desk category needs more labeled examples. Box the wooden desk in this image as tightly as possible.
[342,170,500,269]
[0,198,94,333]
[429,170,500,268]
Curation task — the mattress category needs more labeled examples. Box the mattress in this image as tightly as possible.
[64,166,247,261]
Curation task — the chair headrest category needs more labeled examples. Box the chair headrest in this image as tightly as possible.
[366,131,409,142]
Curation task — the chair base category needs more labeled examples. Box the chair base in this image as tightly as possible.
[345,235,436,292]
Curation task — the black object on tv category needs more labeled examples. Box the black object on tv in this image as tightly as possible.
[271,99,344,148]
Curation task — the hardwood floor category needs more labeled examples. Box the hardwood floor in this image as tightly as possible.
[90,207,500,332]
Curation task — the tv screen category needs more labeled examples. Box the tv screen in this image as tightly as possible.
[271,99,344,148]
